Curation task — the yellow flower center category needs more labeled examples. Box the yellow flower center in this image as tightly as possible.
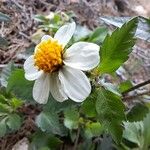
[34,39,63,73]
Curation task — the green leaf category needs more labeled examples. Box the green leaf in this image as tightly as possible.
[98,17,138,73]
[43,94,76,113]
[143,112,150,148]
[100,16,150,42]
[73,25,91,41]
[84,122,102,139]
[99,135,113,150]
[34,14,49,23]
[0,12,11,22]
[79,139,95,150]
[88,26,108,44]
[96,88,125,143]
[36,111,66,136]
[0,103,12,113]
[6,114,22,130]
[0,36,9,49]
[0,112,8,117]
[0,118,7,137]
[127,103,149,122]
[123,121,144,147]
[119,80,133,93]
[78,139,95,150]
[0,88,12,99]
[0,94,8,104]
[39,147,50,150]
[7,69,34,101]
[30,130,62,150]
[64,107,79,130]
[9,98,23,110]
[0,62,15,87]
[48,136,62,149]
[81,92,97,118]
[122,112,150,149]
[53,13,61,24]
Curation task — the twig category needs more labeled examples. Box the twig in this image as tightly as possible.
[10,0,24,10]
[19,32,31,41]
[122,79,150,95]
[73,127,80,150]
[0,64,23,69]
[123,91,150,101]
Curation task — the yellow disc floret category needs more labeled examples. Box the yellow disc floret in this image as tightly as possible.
[34,39,63,73]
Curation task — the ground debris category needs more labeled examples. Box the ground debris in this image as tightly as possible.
[12,138,29,150]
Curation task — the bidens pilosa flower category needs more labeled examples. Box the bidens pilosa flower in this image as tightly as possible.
[24,22,100,104]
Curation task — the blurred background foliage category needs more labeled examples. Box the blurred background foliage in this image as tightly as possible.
[0,0,150,150]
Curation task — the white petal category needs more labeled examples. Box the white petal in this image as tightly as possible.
[41,35,52,41]
[24,55,43,81]
[49,73,68,102]
[63,42,100,71]
[34,35,53,53]
[54,22,76,47]
[33,73,50,104]
[59,66,91,102]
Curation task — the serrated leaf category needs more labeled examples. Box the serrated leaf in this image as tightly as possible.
[96,88,125,143]
[81,93,97,118]
[43,94,75,113]
[143,112,150,148]
[0,62,15,87]
[36,111,66,136]
[0,103,12,113]
[0,87,12,99]
[98,17,138,73]
[127,103,149,122]
[0,118,7,137]
[0,12,11,22]
[6,114,22,130]
[100,16,150,42]
[30,130,62,150]
[123,121,144,147]
[88,26,108,44]
[7,69,34,101]
[0,94,8,104]
[48,136,62,149]
[122,112,150,149]
[64,107,79,130]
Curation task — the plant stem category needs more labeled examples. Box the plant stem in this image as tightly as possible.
[73,127,80,150]
[122,79,150,95]
[123,91,150,101]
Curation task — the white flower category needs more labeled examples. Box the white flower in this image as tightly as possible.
[24,22,100,104]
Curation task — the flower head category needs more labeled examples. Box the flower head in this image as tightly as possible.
[24,22,100,104]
